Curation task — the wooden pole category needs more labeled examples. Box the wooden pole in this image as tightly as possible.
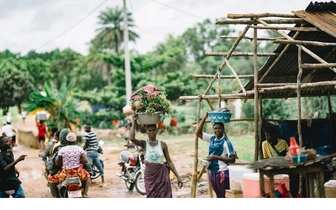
[253,24,260,162]
[191,95,202,198]
[256,18,336,73]
[297,46,303,148]
[227,13,296,19]
[216,18,304,25]
[327,92,335,154]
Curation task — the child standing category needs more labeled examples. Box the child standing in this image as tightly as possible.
[0,135,27,198]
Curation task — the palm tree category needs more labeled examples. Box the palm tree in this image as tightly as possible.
[23,76,81,131]
[92,6,139,54]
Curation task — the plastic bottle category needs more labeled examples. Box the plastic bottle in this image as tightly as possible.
[289,137,299,156]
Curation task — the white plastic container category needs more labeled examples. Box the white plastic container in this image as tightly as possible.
[36,111,47,120]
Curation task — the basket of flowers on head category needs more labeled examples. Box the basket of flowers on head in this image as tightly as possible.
[208,108,233,123]
[130,85,172,125]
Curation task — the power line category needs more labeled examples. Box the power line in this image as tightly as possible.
[35,0,109,51]
[150,0,203,20]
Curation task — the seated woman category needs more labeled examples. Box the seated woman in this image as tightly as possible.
[47,132,90,198]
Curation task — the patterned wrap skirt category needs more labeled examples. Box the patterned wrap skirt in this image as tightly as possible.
[48,165,90,183]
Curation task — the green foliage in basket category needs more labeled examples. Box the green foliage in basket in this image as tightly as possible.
[130,89,172,121]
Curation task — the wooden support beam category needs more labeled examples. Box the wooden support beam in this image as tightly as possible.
[206,52,278,56]
[221,35,283,41]
[250,25,320,32]
[301,63,336,69]
[274,39,336,47]
[225,58,247,96]
[191,74,254,79]
[256,18,336,74]
[216,18,304,25]
[258,81,336,92]
[227,13,296,19]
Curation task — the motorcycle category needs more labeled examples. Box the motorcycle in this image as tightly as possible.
[116,137,146,195]
[89,140,104,180]
[55,175,84,198]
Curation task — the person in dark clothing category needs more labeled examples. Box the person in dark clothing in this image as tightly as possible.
[0,135,27,198]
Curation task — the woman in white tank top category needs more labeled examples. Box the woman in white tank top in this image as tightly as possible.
[129,114,183,198]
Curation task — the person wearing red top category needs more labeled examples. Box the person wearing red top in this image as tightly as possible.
[36,119,47,152]
[170,117,178,127]
[169,116,178,135]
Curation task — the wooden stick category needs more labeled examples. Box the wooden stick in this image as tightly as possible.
[274,39,336,47]
[225,58,247,96]
[205,52,278,56]
[216,18,304,25]
[227,13,296,19]
[301,63,336,69]
[221,35,282,41]
[191,74,254,79]
[250,25,320,32]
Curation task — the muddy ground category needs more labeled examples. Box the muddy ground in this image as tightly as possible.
[11,115,210,198]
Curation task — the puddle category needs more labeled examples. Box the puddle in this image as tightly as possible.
[19,170,43,181]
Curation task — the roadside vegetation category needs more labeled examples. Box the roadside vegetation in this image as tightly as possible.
[1,6,336,162]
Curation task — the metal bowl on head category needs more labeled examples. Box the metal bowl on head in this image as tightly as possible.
[137,112,162,125]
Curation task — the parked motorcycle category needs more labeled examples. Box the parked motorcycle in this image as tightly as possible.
[116,137,146,195]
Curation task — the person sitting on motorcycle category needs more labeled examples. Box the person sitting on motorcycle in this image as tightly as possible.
[129,114,183,198]
[83,123,105,187]
[41,130,60,179]
[47,132,91,198]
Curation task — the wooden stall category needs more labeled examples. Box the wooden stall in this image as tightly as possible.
[178,1,336,198]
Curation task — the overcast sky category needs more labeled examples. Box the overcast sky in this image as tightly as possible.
[0,0,313,56]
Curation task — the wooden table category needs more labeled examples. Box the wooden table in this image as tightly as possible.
[248,154,336,198]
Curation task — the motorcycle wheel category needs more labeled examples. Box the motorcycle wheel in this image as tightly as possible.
[125,180,135,191]
[90,164,101,180]
[134,171,146,195]
[123,167,134,191]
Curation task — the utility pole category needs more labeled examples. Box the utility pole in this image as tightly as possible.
[123,0,132,105]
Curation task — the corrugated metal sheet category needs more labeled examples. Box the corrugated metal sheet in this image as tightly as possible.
[240,1,336,99]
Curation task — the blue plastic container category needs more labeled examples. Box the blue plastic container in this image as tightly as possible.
[208,111,232,123]
[291,154,307,164]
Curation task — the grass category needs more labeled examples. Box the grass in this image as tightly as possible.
[161,133,255,163]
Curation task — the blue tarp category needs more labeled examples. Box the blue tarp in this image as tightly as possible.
[277,119,336,155]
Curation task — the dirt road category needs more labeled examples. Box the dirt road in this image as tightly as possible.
[10,115,209,198]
